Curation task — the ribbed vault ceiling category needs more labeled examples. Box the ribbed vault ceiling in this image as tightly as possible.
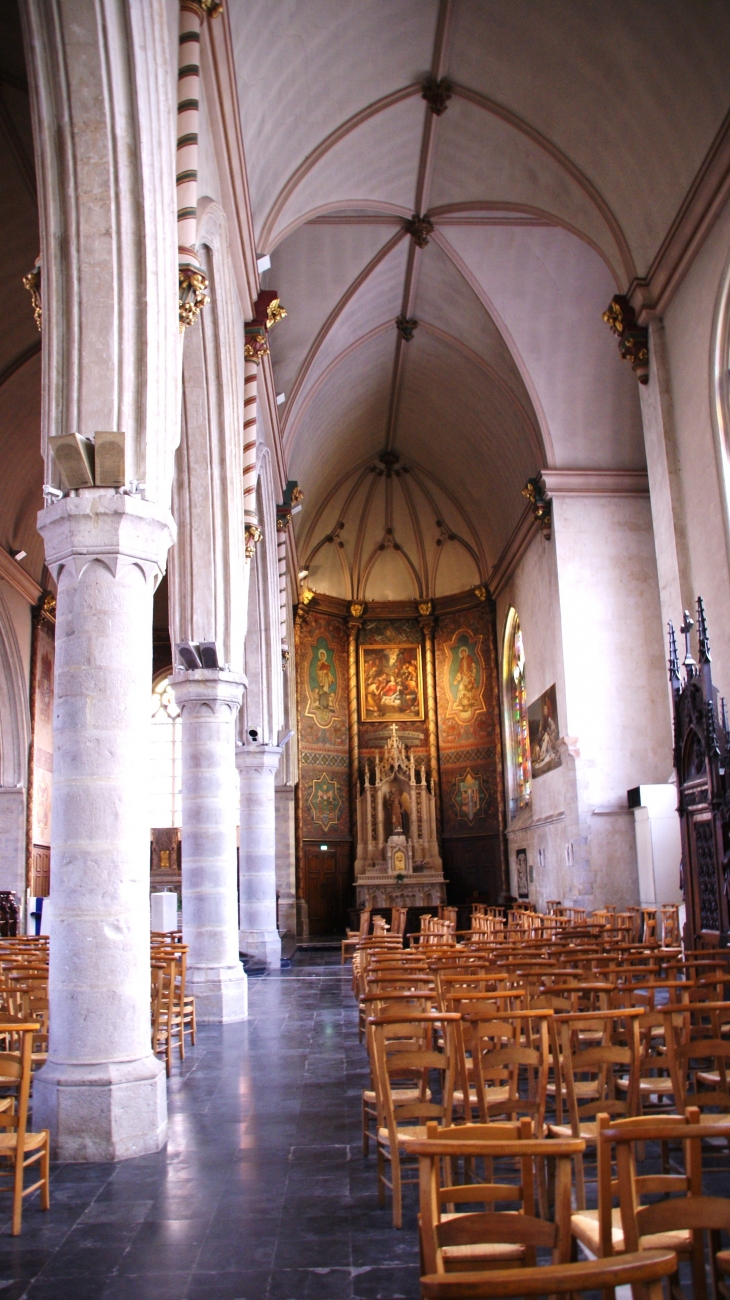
[230,0,730,600]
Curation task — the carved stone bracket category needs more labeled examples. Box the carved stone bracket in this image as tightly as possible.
[602,294,649,384]
[244,290,287,364]
[522,476,552,540]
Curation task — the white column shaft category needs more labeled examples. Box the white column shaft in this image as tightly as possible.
[172,669,247,1022]
[237,745,281,966]
[33,494,172,1160]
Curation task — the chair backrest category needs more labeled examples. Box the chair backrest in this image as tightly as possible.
[601,1109,730,1299]
[557,1009,643,1129]
[410,1125,584,1274]
[0,1023,37,1147]
[370,1012,459,1139]
[419,1248,678,1299]
[662,1000,730,1113]
[462,1009,552,1132]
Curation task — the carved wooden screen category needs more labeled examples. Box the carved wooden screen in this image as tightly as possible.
[671,601,730,948]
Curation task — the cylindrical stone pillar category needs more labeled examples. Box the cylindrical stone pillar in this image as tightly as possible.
[171,668,247,1022]
[237,744,282,967]
[34,493,173,1161]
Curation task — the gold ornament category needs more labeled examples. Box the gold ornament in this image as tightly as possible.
[244,523,263,558]
[179,266,210,331]
[23,260,42,332]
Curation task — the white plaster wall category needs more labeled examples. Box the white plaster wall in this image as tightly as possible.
[496,531,570,910]
[552,493,672,908]
[0,577,31,896]
[662,195,730,695]
[274,784,296,936]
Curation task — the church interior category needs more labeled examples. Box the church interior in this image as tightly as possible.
[1,1,730,1296]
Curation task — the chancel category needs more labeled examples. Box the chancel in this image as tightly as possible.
[1,1,730,1295]
[354,722,445,910]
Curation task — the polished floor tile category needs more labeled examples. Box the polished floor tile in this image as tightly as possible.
[0,956,420,1299]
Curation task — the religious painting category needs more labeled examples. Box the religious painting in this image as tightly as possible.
[515,848,529,899]
[451,769,486,824]
[444,629,485,727]
[359,643,423,722]
[309,773,342,831]
[527,683,562,778]
[305,635,340,730]
[29,601,55,850]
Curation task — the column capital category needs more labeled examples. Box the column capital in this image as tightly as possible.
[170,669,246,714]
[235,743,282,777]
[37,491,175,585]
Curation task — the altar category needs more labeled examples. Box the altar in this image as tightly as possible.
[354,725,446,909]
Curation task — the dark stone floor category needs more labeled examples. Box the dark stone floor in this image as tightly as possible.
[0,952,420,1300]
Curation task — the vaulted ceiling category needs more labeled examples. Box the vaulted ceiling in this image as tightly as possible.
[230,0,730,600]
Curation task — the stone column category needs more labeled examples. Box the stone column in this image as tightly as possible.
[33,493,173,1161]
[237,743,282,967]
[171,669,247,1022]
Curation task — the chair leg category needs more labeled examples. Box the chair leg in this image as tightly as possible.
[377,1144,386,1207]
[391,1148,402,1229]
[12,1149,23,1236]
[362,1095,369,1156]
[574,1150,586,1211]
[41,1138,50,1211]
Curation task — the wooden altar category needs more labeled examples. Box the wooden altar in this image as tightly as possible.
[671,598,730,947]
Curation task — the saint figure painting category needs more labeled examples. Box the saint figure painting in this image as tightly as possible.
[359,644,423,722]
[306,635,339,729]
[527,683,562,777]
[444,630,485,726]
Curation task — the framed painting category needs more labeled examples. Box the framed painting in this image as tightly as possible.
[527,683,562,778]
[359,643,424,722]
[305,634,340,729]
[444,629,486,726]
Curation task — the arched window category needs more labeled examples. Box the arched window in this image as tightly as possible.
[150,676,181,827]
[502,609,531,817]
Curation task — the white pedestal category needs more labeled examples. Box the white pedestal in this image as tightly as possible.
[151,892,178,933]
[632,784,682,907]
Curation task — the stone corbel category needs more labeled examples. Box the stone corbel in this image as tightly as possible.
[37,493,175,588]
[602,295,649,384]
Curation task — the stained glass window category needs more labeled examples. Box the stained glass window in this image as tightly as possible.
[503,610,531,816]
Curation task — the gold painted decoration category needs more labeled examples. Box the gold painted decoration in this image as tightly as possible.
[309,773,342,831]
[306,635,340,729]
[179,266,210,331]
[359,644,424,722]
[444,629,486,726]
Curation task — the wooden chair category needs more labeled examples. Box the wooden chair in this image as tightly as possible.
[361,991,433,1156]
[342,909,371,963]
[547,1010,643,1208]
[412,1122,581,1275]
[607,1114,730,1300]
[371,1011,460,1228]
[461,1010,552,1135]
[663,1000,730,1123]
[419,1248,677,1299]
[0,1022,50,1235]
[570,1108,705,1263]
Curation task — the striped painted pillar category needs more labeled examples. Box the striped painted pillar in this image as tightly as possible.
[277,527,288,653]
[176,0,221,328]
[243,356,261,556]
[177,1,203,273]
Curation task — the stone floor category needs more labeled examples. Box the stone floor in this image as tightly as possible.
[0,952,420,1300]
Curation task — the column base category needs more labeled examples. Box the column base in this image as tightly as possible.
[32,1054,167,1162]
[187,963,248,1022]
[239,928,282,968]
[277,891,297,938]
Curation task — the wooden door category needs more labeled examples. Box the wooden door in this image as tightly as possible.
[441,835,502,904]
[303,843,351,935]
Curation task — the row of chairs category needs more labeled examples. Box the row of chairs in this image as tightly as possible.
[349,923,730,1295]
